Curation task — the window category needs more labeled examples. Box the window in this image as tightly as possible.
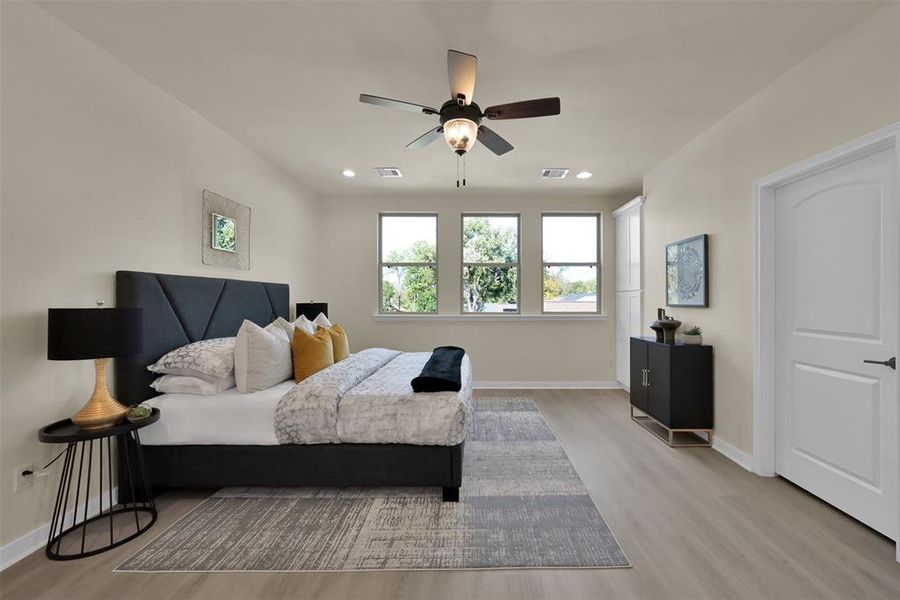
[379,214,437,313]
[542,214,601,313]
[461,214,519,313]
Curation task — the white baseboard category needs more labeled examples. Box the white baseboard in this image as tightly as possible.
[712,437,754,472]
[1,487,118,572]
[474,380,622,390]
[0,523,48,572]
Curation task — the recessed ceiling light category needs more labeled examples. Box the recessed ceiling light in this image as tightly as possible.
[342,169,356,178]
[575,171,593,179]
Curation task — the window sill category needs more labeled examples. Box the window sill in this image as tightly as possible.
[372,313,607,322]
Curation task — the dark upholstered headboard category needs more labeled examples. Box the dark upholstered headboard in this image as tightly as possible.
[114,271,289,404]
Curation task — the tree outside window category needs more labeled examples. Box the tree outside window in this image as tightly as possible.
[462,215,519,313]
[379,214,437,313]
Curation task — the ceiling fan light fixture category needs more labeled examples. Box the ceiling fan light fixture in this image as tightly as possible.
[443,118,478,155]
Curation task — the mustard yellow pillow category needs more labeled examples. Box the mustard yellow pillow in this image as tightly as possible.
[319,324,350,362]
[291,327,334,382]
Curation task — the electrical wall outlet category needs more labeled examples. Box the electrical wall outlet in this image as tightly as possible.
[14,463,33,493]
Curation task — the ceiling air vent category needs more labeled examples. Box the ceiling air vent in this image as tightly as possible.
[541,168,569,179]
[373,167,403,178]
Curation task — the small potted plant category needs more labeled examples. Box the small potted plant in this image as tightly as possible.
[681,324,703,345]
[126,402,153,423]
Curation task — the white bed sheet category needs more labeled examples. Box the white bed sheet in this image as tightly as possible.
[140,381,296,445]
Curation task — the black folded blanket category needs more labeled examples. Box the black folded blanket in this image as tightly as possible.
[411,346,465,393]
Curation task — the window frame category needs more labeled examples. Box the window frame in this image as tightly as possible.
[541,212,603,315]
[460,212,522,315]
[377,212,439,315]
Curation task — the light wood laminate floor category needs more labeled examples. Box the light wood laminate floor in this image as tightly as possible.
[2,389,898,599]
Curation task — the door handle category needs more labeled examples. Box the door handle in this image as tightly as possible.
[641,369,647,387]
[646,369,650,387]
[863,356,895,370]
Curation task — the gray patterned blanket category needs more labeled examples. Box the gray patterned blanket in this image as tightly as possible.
[274,348,472,446]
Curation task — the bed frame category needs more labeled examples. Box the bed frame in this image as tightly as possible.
[114,271,463,502]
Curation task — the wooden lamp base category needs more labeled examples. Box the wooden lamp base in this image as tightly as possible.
[71,358,128,431]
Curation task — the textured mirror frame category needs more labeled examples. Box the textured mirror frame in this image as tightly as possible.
[202,190,250,270]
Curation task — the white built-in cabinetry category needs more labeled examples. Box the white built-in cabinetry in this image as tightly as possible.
[613,196,644,389]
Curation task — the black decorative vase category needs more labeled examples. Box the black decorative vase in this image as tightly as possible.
[650,308,681,344]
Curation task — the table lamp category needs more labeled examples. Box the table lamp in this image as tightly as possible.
[47,306,142,430]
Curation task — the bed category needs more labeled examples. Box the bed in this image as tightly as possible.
[114,270,467,502]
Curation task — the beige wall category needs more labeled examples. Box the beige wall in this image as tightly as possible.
[0,3,318,547]
[642,4,900,454]
[318,193,631,384]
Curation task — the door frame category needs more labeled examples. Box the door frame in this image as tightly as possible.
[752,121,900,557]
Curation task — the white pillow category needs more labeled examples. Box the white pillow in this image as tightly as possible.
[313,312,332,329]
[270,317,295,338]
[279,315,316,336]
[147,337,235,381]
[151,374,236,395]
[234,319,293,393]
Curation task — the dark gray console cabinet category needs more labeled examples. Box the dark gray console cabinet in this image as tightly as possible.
[630,337,713,447]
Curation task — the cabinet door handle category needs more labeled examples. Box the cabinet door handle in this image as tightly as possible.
[645,369,650,387]
[863,356,895,370]
[642,369,648,387]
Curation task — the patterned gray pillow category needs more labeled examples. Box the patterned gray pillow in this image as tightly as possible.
[147,337,236,381]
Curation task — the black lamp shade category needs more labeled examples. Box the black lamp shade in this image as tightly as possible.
[47,308,143,360]
[296,302,328,321]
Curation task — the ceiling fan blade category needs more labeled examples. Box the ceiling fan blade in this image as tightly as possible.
[447,50,477,105]
[483,97,561,120]
[406,126,443,149]
[359,94,438,115]
[477,125,513,156]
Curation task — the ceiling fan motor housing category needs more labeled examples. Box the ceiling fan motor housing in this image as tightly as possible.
[439,100,483,126]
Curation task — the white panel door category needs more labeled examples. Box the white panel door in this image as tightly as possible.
[616,291,643,386]
[616,216,628,291]
[625,209,641,291]
[775,147,897,538]
[615,208,642,292]
[615,199,643,389]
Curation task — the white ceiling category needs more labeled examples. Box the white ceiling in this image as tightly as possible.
[37,1,877,197]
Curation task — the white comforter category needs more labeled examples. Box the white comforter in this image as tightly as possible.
[274,348,472,446]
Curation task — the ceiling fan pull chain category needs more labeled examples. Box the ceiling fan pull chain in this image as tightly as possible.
[463,154,467,187]
[456,155,460,188]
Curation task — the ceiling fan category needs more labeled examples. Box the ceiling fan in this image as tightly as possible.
[359,50,560,161]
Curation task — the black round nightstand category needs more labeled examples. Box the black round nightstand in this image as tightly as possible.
[38,409,160,560]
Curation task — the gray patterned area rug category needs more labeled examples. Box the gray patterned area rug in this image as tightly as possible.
[116,397,629,572]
